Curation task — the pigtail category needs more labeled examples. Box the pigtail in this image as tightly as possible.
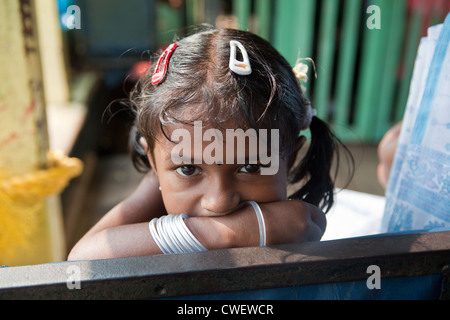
[288,116,353,213]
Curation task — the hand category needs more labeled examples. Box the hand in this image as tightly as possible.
[261,200,326,244]
[377,121,402,189]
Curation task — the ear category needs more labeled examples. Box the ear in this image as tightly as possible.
[140,136,149,152]
[140,137,157,173]
[288,135,307,169]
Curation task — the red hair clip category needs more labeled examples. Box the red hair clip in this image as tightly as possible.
[151,43,178,85]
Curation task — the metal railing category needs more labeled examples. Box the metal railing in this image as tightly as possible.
[1,230,449,299]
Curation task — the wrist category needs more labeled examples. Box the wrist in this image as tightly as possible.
[226,204,261,248]
[260,199,326,244]
[183,215,236,250]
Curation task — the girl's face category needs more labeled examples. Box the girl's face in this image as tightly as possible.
[144,118,300,217]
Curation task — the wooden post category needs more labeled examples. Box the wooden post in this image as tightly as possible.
[0,0,65,266]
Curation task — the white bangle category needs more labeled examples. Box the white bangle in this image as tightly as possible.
[164,215,187,253]
[178,214,208,252]
[149,218,171,254]
[170,214,194,252]
[148,214,207,254]
[247,201,266,246]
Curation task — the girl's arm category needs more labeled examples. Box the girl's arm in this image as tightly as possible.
[84,170,166,234]
[68,170,167,260]
[186,200,325,250]
[67,197,325,260]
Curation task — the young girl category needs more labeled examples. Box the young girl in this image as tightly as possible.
[68,27,353,260]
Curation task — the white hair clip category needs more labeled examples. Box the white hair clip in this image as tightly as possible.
[293,57,317,94]
[293,61,309,83]
[293,57,317,83]
[229,40,252,76]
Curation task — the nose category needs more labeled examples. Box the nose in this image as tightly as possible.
[201,176,241,215]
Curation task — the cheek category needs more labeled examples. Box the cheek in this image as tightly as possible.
[159,177,200,215]
[160,191,187,215]
[240,162,289,202]
[253,177,287,201]
[261,161,289,199]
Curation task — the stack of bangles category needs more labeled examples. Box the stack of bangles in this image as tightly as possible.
[149,201,266,254]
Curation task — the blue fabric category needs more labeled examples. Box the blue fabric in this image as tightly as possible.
[411,14,450,145]
[382,13,450,233]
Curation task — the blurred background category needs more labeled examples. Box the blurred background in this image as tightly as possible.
[0,0,449,266]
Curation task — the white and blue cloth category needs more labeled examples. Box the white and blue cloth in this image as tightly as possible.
[381,13,450,233]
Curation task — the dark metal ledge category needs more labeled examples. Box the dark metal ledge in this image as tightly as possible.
[1,231,449,299]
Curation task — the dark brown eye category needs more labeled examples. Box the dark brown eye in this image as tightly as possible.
[239,164,261,174]
[176,165,201,176]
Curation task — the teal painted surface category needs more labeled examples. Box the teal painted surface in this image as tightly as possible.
[182,0,449,142]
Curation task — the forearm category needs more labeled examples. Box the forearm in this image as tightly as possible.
[68,214,243,260]
[68,171,166,260]
[68,222,161,260]
[184,205,259,250]
[68,211,255,260]
[186,200,326,250]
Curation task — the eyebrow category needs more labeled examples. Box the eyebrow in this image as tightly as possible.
[166,153,262,165]
[166,153,202,165]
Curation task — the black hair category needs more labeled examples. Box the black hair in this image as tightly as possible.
[127,27,354,213]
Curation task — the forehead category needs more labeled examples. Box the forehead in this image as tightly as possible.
[155,120,276,164]
[156,120,253,150]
